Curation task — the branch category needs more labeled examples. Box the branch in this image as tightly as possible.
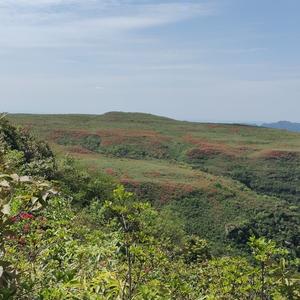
[0,113,8,121]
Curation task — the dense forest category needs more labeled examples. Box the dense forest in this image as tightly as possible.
[1,115,299,299]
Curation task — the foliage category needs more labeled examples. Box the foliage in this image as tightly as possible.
[1,115,299,299]
[0,173,57,298]
[227,209,300,258]
[0,118,56,178]
[7,113,300,258]
[57,133,101,152]
[57,155,116,206]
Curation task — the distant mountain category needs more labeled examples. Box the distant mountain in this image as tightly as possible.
[262,121,300,132]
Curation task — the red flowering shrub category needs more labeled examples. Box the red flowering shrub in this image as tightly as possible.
[20,212,34,220]
[187,148,220,160]
[184,135,247,160]
[11,212,34,223]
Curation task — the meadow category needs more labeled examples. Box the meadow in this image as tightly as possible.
[9,112,300,256]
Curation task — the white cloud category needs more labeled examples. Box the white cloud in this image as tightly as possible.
[0,0,95,7]
[0,1,216,48]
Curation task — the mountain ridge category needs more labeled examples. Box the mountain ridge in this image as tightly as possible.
[262,120,300,132]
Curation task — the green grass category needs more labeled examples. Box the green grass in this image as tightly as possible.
[9,112,300,202]
[9,112,300,149]
[8,112,300,256]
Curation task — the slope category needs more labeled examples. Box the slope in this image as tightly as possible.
[8,113,300,255]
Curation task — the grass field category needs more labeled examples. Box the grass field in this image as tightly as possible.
[8,112,300,255]
[9,112,300,154]
[9,112,300,201]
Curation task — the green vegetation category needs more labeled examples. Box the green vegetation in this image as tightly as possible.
[1,116,299,299]
[8,112,300,205]
[8,113,300,258]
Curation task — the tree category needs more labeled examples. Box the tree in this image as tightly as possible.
[0,173,56,299]
[102,185,162,299]
[249,236,300,300]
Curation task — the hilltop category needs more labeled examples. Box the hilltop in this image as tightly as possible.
[8,112,300,256]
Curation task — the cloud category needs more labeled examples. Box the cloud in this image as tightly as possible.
[0,1,216,48]
[0,0,95,7]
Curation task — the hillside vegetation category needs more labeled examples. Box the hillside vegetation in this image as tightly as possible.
[1,115,300,299]
[9,113,300,258]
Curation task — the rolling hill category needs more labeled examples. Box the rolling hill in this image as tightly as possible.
[8,112,300,256]
[262,121,300,132]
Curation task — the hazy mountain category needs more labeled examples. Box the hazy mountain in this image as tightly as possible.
[262,121,300,132]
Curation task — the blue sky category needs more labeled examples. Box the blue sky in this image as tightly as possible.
[0,0,300,122]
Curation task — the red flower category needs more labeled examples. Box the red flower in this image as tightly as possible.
[19,212,34,220]
[11,212,35,223]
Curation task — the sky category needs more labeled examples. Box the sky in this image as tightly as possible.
[0,0,300,122]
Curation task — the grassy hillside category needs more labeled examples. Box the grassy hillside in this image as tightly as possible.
[2,116,299,299]
[8,112,300,255]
